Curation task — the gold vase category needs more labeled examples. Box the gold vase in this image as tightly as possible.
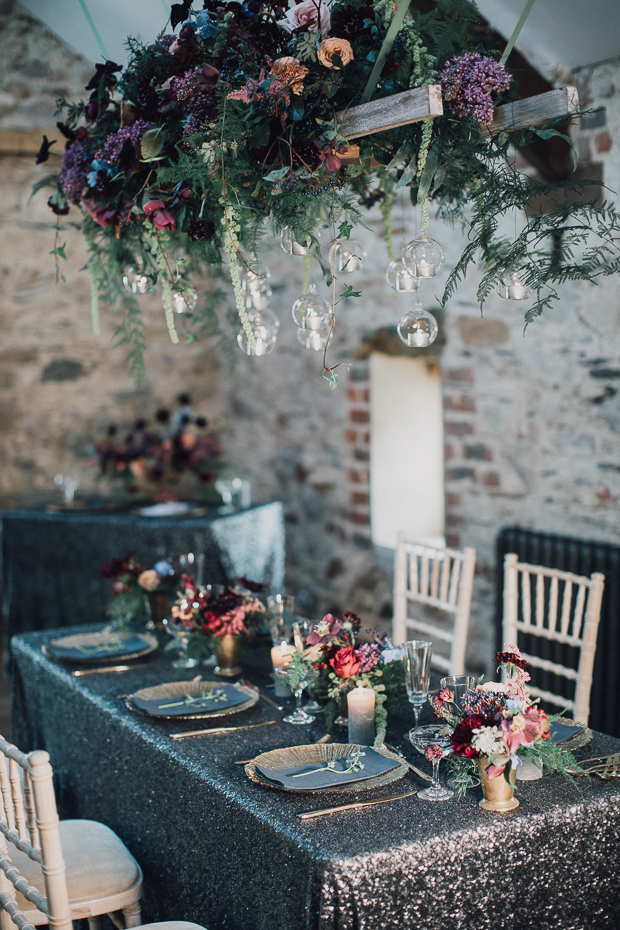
[213,634,242,677]
[478,759,519,812]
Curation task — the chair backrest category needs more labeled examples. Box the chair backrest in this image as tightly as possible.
[392,532,477,675]
[0,736,71,930]
[502,552,605,725]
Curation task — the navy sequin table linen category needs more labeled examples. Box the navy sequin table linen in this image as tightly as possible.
[10,627,620,930]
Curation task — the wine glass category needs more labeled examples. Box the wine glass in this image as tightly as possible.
[403,640,433,728]
[439,675,480,789]
[267,595,295,645]
[293,619,321,713]
[409,724,454,801]
[280,667,316,725]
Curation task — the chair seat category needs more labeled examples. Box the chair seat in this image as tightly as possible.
[10,819,141,917]
[139,923,208,930]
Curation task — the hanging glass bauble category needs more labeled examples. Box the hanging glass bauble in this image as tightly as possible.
[296,324,329,351]
[280,227,313,256]
[239,258,271,295]
[496,272,531,300]
[168,287,198,315]
[291,283,331,330]
[397,302,439,348]
[402,234,445,278]
[245,287,272,311]
[328,240,365,274]
[237,308,280,357]
[122,266,156,295]
[385,259,419,292]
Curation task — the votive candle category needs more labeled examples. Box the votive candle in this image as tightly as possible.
[347,684,376,746]
[272,641,294,696]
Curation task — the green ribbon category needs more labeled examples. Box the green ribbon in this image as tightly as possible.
[499,0,538,66]
[77,0,110,60]
[360,0,413,105]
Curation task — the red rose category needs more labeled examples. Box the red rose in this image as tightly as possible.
[329,646,361,679]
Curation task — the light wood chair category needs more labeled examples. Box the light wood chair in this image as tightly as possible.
[502,553,605,725]
[0,735,207,930]
[392,532,477,675]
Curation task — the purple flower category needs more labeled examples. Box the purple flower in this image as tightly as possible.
[167,65,218,136]
[439,52,511,126]
[103,120,154,168]
[356,643,382,674]
[59,141,90,204]
[306,614,342,646]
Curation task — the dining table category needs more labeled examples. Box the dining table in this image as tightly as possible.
[10,625,620,930]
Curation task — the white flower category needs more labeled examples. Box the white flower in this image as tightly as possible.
[479,680,507,693]
[278,0,331,36]
[471,725,506,756]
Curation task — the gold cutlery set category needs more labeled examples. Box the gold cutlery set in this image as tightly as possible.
[568,752,620,779]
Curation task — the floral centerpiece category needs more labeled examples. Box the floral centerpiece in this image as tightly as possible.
[94,394,221,500]
[101,552,181,629]
[34,0,620,386]
[430,644,583,804]
[284,611,407,745]
[169,574,266,673]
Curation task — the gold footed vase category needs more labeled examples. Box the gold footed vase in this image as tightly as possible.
[213,634,242,677]
[478,759,519,812]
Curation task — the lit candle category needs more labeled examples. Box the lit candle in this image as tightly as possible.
[272,641,294,696]
[347,684,376,746]
[416,259,435,278]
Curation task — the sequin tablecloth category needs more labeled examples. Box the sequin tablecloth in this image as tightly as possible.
[10,627,620,930]
[1,502,285,641]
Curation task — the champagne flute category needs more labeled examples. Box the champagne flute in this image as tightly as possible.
[403,640,433,728]
[293,619,321,712]
[409,724,454,801]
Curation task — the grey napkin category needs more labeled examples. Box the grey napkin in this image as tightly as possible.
[49,635,148,660]
[255,747,399,790]
[549,720,584,744]
[130,683,248,717]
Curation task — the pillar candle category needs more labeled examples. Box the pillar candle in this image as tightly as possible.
[347,684,376,746]
[272,641,294,696]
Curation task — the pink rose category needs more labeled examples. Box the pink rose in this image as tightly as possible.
[138,569,160,592]
[278,0,331,36]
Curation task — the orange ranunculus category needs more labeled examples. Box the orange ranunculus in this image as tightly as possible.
[317,38,354,70]
[270,57,309,95]
[138,569,160,592]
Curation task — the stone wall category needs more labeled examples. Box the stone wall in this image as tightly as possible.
[1,1,620,675]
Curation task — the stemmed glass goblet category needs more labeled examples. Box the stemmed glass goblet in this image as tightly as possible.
[404,640,433,729]
[293,619,321,713]
[409,724,454,801]
[439,675,480,789]
[279,667,316,725]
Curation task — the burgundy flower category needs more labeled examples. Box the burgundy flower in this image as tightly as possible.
[144,199,176,230]
[329,646,361,679]
[451,715,486,758]
[495,650,528,670]
[235,577,267,593]
[306,614,343,646]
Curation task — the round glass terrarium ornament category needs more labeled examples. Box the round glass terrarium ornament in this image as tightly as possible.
[239,258,271,296]
[402,234,445,278]
[237,308,280,357]
[496,272,531,300]
[280,226,313,256]
[397,302,439,348]
[386,258,420,292]
[296,322,329,351]
[122,265,156,295]
[328,240,365,274]
[291,283,331,330]
[168,287,198,315]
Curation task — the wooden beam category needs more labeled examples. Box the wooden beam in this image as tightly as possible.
[337,84,443,140]
[0,129,60,157]
[480,86,579,137]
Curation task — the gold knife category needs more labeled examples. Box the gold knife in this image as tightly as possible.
[243,679,284,711]
[299,790,416,820]
[384,742,433,783]
[170,720,276,740]
[72,663,152,677]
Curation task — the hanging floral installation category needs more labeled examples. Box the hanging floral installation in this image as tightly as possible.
[35,0,620,386]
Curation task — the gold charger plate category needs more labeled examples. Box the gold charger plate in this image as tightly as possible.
[46,630,158,664]
[246,743,408,794]
[126,680,258,720]
[556,717,593,752]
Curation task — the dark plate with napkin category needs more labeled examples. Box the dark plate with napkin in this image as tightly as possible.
[247,743,408,794]
[126,680,258,719]
[47,631,158,663]
[549,718,591,750]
